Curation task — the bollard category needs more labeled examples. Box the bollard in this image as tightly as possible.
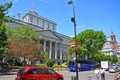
[71,76,74,80]
[71,76,76,80]
[0,63,1,70]
[0,66,1,70]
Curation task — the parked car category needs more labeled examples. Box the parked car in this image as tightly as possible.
[116,64,120,72]
[109,66,118,73]
[15,66,64,80]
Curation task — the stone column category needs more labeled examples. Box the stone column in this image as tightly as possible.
[60,44,62,60]
[55,42,57,59]
[44,40,46,51]
[49,41,52,59]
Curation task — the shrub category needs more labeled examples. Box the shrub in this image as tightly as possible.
[46,59,54,67]
[53,64,68,68]
[35,64,46,67]
[3,65,22,69]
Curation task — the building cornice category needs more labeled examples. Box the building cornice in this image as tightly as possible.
[22,10,57,25]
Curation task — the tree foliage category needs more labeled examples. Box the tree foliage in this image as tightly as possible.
[42,51,49,63]
[8,39,42,61]
[0,24,8,58]
[0,1,12,26]
[68,47,74,59]
[6,25,42,61]
[0,0,12,59]
[93,51,118,64]
[46,59,54,67]
[6,26,39,41]
[68,29,106,59]
[110,55,118,64]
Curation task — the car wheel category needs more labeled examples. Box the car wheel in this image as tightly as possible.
[58,78,63,80]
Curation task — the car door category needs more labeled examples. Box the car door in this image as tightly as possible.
[46,69,58,80]
[27,68,46,80]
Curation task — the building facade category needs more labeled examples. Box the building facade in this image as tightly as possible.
[102,37,116,55]
[6,10,70,64]
[102,32,120,58]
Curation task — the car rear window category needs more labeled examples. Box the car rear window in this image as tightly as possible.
[18,68,26,74]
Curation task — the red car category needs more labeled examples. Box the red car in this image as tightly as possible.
[15,66,64,80]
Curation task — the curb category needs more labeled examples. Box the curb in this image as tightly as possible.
[0,72,17,75]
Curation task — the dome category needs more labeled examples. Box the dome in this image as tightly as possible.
[102,41,115,49]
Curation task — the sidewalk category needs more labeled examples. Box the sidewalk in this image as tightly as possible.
[0,68,68,75]
[0,71,17,75]
[0,69,17,75]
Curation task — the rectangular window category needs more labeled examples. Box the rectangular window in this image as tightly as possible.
[42,21,44,28]
[48,23,50,29]
[36,19,39,25]
[30,17,33,23]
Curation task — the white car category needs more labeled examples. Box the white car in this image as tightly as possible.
[109,66,117,73]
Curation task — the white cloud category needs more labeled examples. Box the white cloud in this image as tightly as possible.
[70,35,75,37]
[79,24,86,27]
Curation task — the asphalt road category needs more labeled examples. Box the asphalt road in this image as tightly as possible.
[58,70,115,80]
[0,70,116,80]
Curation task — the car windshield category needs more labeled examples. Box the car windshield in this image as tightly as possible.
[117,64,120,68]
[48,69,57,74]
[18,68,26,74]
[110,66,116,69]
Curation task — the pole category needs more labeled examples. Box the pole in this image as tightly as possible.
[68,0,78,80]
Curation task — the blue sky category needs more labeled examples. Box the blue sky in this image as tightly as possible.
[1,0,120,44]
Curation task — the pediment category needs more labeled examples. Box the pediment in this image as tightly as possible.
[38,30,62,40]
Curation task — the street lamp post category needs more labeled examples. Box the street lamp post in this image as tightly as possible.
[68,0,78,80]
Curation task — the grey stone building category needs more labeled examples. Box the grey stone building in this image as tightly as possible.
[102,37,116,55]
[6,10,70,64]
[102,32,120,58]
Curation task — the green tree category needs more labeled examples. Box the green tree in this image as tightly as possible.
[0,24,8,58]
[93,51,118,65]
[42,51,49,63]
[93,51,105,63]
[110,55,118,64]
[0,1,12,26]
[104,55,111,61]
[68,29,106,59]
[67,47,75,60]
[7,26,39,41]
[0,1,12,59]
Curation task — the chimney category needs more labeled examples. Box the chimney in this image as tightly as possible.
[17,13,21,19]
